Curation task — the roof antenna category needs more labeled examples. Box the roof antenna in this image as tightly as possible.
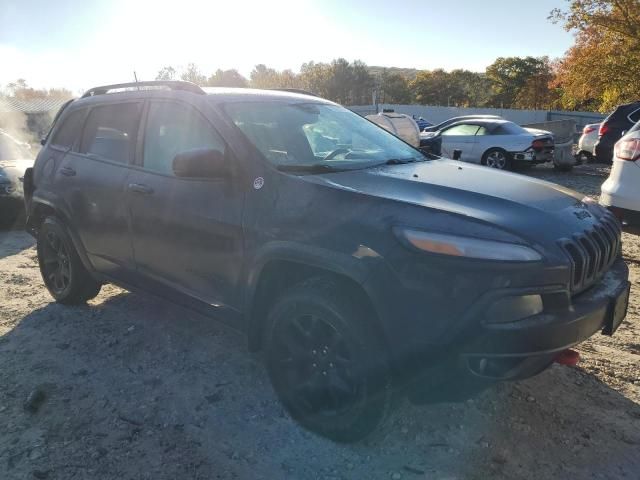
[133,71,140,90]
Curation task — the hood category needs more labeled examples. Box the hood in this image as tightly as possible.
[306,159,605,246]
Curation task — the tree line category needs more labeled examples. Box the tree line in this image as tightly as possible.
[154,57,556,110]
[154,0,639,113]
[2,1,637,114]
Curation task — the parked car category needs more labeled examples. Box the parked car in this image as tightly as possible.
[421,114,503,133]
[420,118,554,170]
[25,81,630,442]
[600,121,640,228]
[594,101,640,163]
[0,129,33,218]
[412,115,432,131]
[576,123,601,162]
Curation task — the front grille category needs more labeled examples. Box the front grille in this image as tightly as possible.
[559,215,622,293]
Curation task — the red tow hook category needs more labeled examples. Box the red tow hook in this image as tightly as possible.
[555,348,580,366]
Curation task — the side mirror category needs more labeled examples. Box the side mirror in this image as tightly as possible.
[172,148,228,178]
[453,149,462,160]
[40,137,46,146]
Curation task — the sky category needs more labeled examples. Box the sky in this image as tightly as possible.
[0,0,576,93]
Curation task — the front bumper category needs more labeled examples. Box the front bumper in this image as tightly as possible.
[461,258,629,379]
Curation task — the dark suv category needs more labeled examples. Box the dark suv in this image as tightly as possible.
[594,100,640,163]
[24,81,630,442]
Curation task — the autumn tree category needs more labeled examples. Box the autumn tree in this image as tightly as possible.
[155,66,177,81]
[551,0,640,111]
[378,71,411,104]
[179,63,207,85]
[206,69,248,87]
[485,56,553,109]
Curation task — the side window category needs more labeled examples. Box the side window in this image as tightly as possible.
[441,124,480,136]
[51,109,85,149]
[143,102,225,175]
[80,103,141,163]
[628,108,640,124]
[475,126,488,136]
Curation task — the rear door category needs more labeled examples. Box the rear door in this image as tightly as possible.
[56,101,142,278]
[126,99,245,311]
[439,123,481,161]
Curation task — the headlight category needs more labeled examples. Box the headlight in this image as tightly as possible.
[396,228,542,262]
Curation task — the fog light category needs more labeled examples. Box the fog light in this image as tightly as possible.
[486,295,543,324]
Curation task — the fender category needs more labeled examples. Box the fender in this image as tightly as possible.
[28,192,97,277]
[243,240,385,349]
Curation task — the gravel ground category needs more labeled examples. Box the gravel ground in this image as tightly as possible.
[0,163,639,480]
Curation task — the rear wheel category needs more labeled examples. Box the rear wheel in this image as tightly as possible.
[482,148,512,171]
[37,216,101,304]
[264,276,393,442]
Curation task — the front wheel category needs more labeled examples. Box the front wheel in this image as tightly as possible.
[264,276,393,442]
[482,148,512,171]
[37,216,102,304]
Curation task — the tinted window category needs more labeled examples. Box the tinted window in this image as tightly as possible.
[441,124,480,136]
[51,109,85,148]
[80,103,141,163]
[143,102,225,175]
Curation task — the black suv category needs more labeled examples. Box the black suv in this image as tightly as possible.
[24,81,630,442]
[594,100,640,163]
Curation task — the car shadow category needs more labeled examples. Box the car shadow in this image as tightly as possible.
[0,229,34,259]
[0,290,639,479]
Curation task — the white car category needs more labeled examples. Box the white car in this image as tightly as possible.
[421,119,554,171]
[576,123,601,161]
[600,122,640,228]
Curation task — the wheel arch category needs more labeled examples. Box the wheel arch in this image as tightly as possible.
[28,197,95,277]
[245,245,380,352]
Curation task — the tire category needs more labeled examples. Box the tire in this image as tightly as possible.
[264,276,393,442]
[481,148,512,171]
[37,216,101,304]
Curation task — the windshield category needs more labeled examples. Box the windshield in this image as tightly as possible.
[222,101,423,170]
[0,134,32,160]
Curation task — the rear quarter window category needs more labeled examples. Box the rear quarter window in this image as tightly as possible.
[51,109,86,149]
[628,108,640,124]
[79,103,142,163]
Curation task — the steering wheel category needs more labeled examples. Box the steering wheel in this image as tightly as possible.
[323,148,351,160]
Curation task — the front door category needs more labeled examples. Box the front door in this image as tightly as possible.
[127,100,245,311]
[439,123,481,162]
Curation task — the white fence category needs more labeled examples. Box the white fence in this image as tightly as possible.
[348,104,605,129]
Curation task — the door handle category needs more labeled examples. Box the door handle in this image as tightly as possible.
[128,183,154,194]
[60,166,76,176]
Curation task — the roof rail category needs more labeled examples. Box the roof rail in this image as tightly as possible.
[81,81,205,98]
[270,88,319,98]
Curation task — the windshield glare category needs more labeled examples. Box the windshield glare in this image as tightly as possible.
[222,101,422,169]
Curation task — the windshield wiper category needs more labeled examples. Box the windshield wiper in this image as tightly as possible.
[276,163,346,174]
[375,157,426,167]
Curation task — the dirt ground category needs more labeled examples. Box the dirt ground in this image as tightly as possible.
[0,163,639,480]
